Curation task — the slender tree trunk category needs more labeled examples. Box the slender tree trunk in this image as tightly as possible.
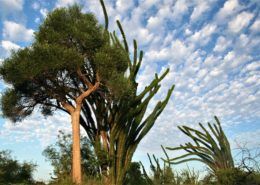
[71,109,82,184]
[62,78,99,184]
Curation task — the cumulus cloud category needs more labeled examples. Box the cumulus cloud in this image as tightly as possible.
[215,0,241,22]
[189,24,217,45]
[171,0,190,21]
[1,40,21,52]
[228,12,254,33]
[0,40,21,57]
[0,111,72,147]
[115,0,134,13]
[147,16,161,30]
[0,0,23,10]
[213,36,231,52]
[250,19,260,33]
[55,0,80,8]
[0,0,23,18]
[31,2,40,10]
[2,21,34,42]
[233,129,260,148]
[40,8,48,18]
[190,0,212,22]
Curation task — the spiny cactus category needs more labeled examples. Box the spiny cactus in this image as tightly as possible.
[80,2,174,184]
[107,23,174,184]
[163,116,234,174]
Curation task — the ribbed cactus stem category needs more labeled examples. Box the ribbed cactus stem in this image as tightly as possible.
[163,116,234,175]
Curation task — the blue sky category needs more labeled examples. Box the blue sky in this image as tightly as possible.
[0,0,259,181]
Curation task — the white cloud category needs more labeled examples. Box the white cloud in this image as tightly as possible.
[40,8,48,18]
[1,40,21,53]
[0,111,72,147]
[244,61,260,71]
[0,0,24,20]
[116,0,134,13]
[32,2,40,10]
[250,19,260,33]
[171,0,190,21]
[147,16,161,30]
[234,130,260,148]
[190,1,211,22]
[184,28,192,36]
[245,75,258,85]
[222,51,252,69]
[35,17,40,24]
[215,0,241,22]
[189,24,217,45]
[55,0,79,8]
[145,39,192,63]
[0,0,23,17]
[228,12,254,33]
[213,36,231,52]
[3,21,34,42]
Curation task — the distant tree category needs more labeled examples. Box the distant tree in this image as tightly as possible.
[43,131,99,182]
[0,150,36,184]
[124,162,149,185]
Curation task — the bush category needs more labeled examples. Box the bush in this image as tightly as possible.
[216,168,260,185]
[47,175,103,185]
[42,131,99,181]
[0,150,36,184]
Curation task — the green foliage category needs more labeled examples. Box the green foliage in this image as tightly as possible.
[179,168,200,185]
[1,44,83,87]
[42,131,99,181]
[0,4,130,124]
[47,175,104,185]
[0,89,26,122]
[124,162,150,185]
[0,150,36,184]
[93,36,131,98]
[161,116,260,185]
[215,168,260,185]
[145,153,173,184]
[164,116,234,174]
[36,5,104,56]
[140,153,201,185]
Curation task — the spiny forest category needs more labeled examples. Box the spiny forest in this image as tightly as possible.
[0,1,259,185]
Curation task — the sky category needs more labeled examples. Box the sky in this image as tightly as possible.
[0,0,259,181]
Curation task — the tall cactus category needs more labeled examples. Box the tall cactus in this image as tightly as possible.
[77,1,174,184]
[163,116,234,174]
[107,25,174,184]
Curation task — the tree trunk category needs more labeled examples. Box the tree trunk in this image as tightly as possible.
[71,110,82,184]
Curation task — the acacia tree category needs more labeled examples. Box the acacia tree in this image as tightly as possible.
[0,5,129,184]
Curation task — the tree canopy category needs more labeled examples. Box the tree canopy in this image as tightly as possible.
[0,150,36,184]
[0,5,130,123]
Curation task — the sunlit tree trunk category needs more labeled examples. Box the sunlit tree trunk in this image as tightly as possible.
[71,108,82,184]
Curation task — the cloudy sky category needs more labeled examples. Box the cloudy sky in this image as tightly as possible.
[0,0,259,181]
